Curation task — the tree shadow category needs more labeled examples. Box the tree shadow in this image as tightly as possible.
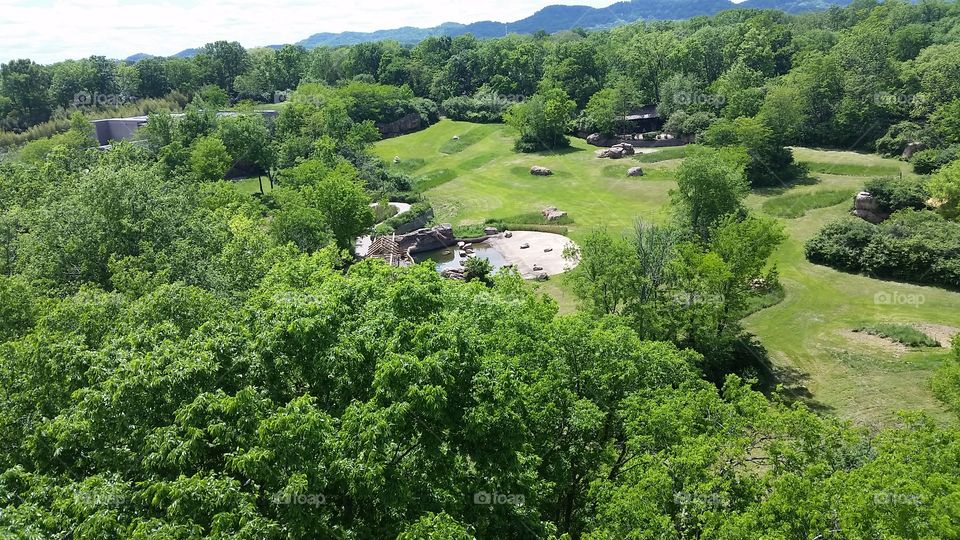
[751,171,821,198]
[734,334,834,415]
[534,145,586,157]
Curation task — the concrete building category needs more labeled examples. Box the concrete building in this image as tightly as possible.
[91,110,279,147]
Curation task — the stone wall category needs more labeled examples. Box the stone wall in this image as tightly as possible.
[377,113,423,138]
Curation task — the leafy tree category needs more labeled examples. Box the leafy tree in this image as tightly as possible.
[504,88,576,152]
[671,146,749,241]
[463,256,493,284]
[189,135,231,182]
[194,40,250,93]
[0,59,51,128]
[928,159,960,219]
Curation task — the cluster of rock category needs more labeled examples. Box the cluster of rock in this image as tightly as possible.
[595,142,636,159]
[530,166,553,176]
[441,268,466,280]
[396,224,456,253]
[542,206,567,221]
[852,191,889,224]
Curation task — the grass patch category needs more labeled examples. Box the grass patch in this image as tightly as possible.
[439,125,494,154]
[802,161,899,176]
[232,176,274,196]
[634,146,687,163]
[853,323,940,348]
[457,152,497,171]
[392,157,426,173]
[415,169,457,191]
[761,189,853,218]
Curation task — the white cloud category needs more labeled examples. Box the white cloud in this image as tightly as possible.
[0,0,616,63]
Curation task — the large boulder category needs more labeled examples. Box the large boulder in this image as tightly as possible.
[612,142,635,156]
[397,224,456,253]
[541,206,568,221]
[607,147,625,159]
[627,166,644,177]
[852,191,889,224]
[586,133,603,146]
[902,141,925,160]
[530,166,553,176]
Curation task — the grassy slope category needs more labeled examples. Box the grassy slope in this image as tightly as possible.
[376,120,676,234]
[375,120,960,425]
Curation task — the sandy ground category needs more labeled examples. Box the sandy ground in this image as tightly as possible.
[355,202,412,256]
[486,231,579,279]
[914,324,959,347]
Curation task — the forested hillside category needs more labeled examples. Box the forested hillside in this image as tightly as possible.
[2,1,960,538]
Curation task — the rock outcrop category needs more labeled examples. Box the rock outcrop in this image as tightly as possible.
[852,192,889,224]
[397,224,457,253]
[541,206,567,221]
[595,142,635,159]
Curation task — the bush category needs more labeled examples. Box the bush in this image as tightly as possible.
[807,210,960,288]
[863,176,929,213]
[382,201,433,231]
[911,146,958,175]
[861,210,960,287]
[441,93,513,123]
[805,217,877,271]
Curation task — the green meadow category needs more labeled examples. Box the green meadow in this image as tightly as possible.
[375,120,960,425]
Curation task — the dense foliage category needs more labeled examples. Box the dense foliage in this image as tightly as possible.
[2,2,960,537]
[806,210,960,288]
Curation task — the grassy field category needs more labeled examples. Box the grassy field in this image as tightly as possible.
[375,120,960,426]
[231,176,274,196]
[376,120,676,234]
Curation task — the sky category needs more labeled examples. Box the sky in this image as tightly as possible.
[0,0,622,64]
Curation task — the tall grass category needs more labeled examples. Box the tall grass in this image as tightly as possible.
[853,323,940,347]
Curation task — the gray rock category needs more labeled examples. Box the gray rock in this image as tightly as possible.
[530,166,553,176]
[627,166,644,177]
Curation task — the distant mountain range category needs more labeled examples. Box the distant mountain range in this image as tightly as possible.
[126,0,850,61]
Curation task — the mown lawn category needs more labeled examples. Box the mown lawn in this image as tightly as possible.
[375,120,960,425]
[375,120,675,234]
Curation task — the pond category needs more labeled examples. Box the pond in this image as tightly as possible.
[412,241,510,273]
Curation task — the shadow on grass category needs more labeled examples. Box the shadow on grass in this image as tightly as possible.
[751,172,821,197]
[735,335,835,415]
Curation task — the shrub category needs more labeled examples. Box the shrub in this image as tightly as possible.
[441,92,514,123]
[804,217,877,271]
[382,201,433,231]
[863,176,929,213]
[807,210,960,288]
[861,210,960,287]
[911,146,958,175]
